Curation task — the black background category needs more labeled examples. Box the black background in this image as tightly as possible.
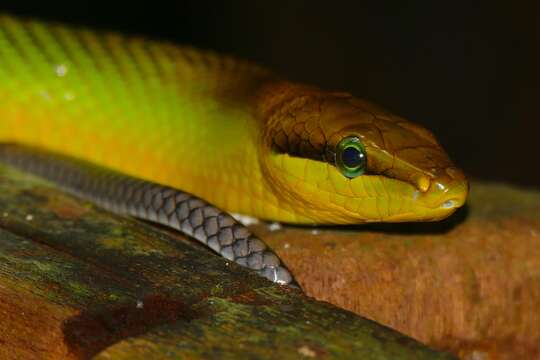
[1,2,538,189]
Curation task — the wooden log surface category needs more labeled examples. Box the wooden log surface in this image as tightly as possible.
[259,181,540,359]
[0,164,454,359]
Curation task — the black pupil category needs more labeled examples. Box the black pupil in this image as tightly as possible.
[342,146,364,168]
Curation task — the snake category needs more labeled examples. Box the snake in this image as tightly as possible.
[0,14,468,287]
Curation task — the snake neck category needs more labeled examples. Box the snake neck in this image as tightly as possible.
[251,81,352,222]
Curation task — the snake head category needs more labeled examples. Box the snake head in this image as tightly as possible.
[258,82,468,224]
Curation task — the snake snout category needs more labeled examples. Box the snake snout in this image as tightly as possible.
[443,182,468,208]
[410,164,468,214]
[423,177,468,211]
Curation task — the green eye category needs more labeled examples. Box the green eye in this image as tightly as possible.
[335,136,367,178]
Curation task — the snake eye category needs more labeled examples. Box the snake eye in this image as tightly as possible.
[336,136,367,178]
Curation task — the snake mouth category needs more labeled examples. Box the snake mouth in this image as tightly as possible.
[440,199,460,209]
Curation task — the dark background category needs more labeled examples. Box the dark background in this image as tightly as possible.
[1,2,538,189]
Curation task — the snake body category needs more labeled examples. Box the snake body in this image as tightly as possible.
[0,145,295,285]
[0,15,468,286]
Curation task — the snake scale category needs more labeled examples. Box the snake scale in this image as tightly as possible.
[0,14,468,286]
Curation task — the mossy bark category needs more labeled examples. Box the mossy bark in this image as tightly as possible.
[0,164,454,359]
